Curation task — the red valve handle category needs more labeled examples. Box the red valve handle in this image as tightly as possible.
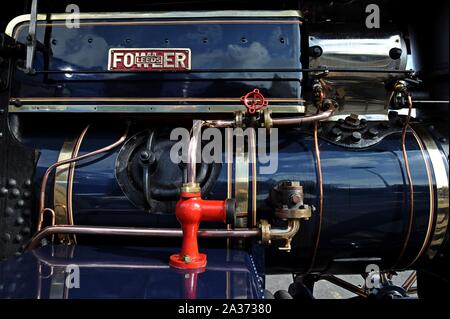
[240,88,269,114]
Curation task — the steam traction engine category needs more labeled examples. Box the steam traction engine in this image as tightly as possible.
[0,0,448,299]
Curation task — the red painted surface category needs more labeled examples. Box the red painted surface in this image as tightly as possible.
[169,192,227,269]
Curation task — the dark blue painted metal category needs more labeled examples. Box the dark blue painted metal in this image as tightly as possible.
[0,244,264,299]
[11,18,302,101]
[27,126,437,273]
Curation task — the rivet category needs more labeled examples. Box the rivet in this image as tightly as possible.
[23,209,31,216]
[10,188,20,198]
[17,200,25,208]
[2,233,11,243]
[21,227,31,235]
[8,179,17,187]
[23,191,31,199]
[0,187,8,196]
[5,207,14,216]
[24,179,32,187]
[14,234,23,243]
[16,216,24,225]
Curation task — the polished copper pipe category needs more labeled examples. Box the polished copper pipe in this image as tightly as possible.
[27,225,261,250]
[402,271,417,292]
[306,121,324,274]
[393,95,414,268]
[320,275,368,298]
[271,106,335,126]
[37,124,130,231]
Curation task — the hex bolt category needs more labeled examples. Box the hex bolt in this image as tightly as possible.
[331,127,342,137]
[351,132,362,143]
[368,127,379,138]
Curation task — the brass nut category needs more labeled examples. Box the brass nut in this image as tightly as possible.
[260,219,272,244]
[181,182,201,193]
[182,255,192,263]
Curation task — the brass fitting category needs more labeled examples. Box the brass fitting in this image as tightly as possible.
[181,182,201,194]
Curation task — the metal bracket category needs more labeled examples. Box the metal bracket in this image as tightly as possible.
[25,0,38,74]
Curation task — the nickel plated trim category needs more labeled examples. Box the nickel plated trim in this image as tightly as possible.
[53,139,77,237]
[9,104,305,114]
[411,124,449,260]
[6,11,303,37]
[235,129,249,228]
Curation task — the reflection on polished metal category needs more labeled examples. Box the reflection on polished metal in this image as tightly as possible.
[260,219,301,252]
[38,124,130,231]
[53,138,77,242]
[407,127,435,267]
[235,129,249,227]
[27,225,261,250]
[249,129,257,227]
[6,10,303,36]
[8,104,306,114]
[309,30,408,115]
[66,126,90,244]
[412,124,449,260]
[186,120,203,185]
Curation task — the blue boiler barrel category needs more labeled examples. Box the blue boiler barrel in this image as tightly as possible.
[33,124,447,273]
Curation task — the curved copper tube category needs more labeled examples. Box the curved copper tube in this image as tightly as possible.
[187,120,203,184]
[38,124,130,231]
[271,106,335,126]
[27,225,261,251]
[320,275,368,298]
[306,121,324,273]
[393,95,414,269]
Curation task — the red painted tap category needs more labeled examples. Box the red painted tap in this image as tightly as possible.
[170,185,236,269]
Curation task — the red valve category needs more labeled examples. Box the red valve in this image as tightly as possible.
[240,88,269,114]
[169,191,236,269]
